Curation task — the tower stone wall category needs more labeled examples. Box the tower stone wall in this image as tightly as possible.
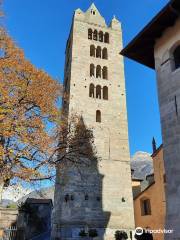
[52,4,135,240]
[154,18,180,240]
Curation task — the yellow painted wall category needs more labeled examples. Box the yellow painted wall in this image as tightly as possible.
[133,147,166,240]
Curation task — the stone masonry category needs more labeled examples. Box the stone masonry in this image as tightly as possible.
[154,17,180,240]
[52,4,135,240]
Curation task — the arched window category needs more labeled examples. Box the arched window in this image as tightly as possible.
[96,46,101,58]
[96,110,101,123]
[96,85,101,99]
[90,45,95,57]
[93,30,98,41]
[102,66,108,80]
[104,32,109,43]
[103,86,108,100]
[99,31,103,42]
[88,29,93,40]
[89,84,95,98]
[174,46,180,69]
[102,48,108,59]
[90,64,95,77]
[96,65,101,78]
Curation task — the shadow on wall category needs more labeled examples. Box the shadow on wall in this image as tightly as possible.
[52,117,111,240]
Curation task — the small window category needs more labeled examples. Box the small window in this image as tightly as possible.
[174,46,180,69]
[90,45,95,57]
[96,46,101,58]
[99,31,103,42]
[89,84,95,98]
[141,198,151,216]
[103,86,108,100]
[104,32,109,43]
[102,66,108,80]
[102,48,108,60]
[96,65,101,78]
[88,29,93,40]
[90,64,95,77]
[163,174,166,183]
[93,30,98,41]
[96,110,101,123]
[96,85,101,99]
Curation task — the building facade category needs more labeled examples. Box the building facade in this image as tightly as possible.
[134,146,166,240]
[52,4,135,240]
[121,0,180,239]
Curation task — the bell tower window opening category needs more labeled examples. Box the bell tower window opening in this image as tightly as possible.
[96,46,101,58]
[102,48,108,60]
[90,45,95,57]
[93,30,98,41]
[102,66,108,80]
[99,31,103,42]
[88,29,93,40]
[104,32,109,43]
[173,45,180,70]
[96,85,101,99]
[96,110,101,123]
[90,64,95,77]
[89,84,95,98]
[103,86,108,100]
[96,65,101,78]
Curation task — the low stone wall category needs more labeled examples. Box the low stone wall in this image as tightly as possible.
[0,207,18,228]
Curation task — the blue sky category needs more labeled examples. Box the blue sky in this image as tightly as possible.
[3,0,169,156]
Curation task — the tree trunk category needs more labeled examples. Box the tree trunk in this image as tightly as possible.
[0,179,4,205]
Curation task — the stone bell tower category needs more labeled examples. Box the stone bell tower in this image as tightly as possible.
[52,3,135,240]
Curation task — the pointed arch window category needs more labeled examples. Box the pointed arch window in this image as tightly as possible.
[93,30,98,41]
[96,85,101,99]
[89,84,95,98]
[103,86,108,100]
[90,64,95,77]
[96,65,101,78]
[99,31,103,42]
[174,45,180,70]
[88,29,93,40]
[102,48,108,60]
[96,110,101,123]
[96,46,101,58]
[102,66,108,80]
[90,45,95,57]
[104,32,109,43]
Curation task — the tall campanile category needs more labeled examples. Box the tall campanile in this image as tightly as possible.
[52,4,135,240]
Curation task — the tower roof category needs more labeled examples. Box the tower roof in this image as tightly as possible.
[84,3,107,27]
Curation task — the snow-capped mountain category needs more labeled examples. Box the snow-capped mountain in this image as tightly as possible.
[131,151,153,180]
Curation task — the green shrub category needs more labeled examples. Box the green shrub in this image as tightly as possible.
[115,230,128,240]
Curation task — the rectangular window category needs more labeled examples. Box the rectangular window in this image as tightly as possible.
[141,199,151,216]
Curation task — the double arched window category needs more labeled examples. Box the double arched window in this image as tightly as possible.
[89,84,108,100]
[90,45,108,60]
[88,29,110,44]
[90,64,108,80]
